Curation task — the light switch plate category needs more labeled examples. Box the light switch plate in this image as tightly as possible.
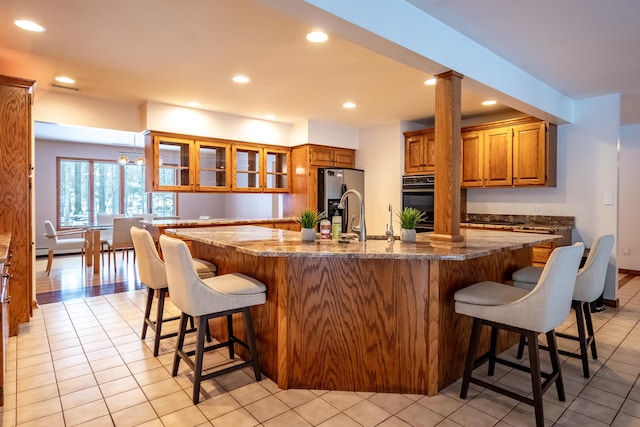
[604,193,613,205]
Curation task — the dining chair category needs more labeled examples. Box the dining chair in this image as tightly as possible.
[106,217,143,273]
[43,220,87,275]
[96,214,125,264]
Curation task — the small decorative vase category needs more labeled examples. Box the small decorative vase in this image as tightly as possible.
[400,228,416,243]
[300,228,316,242]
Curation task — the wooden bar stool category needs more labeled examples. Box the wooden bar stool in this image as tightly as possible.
[454,243,584,427]
[160,234,266,404]
[131,227,217,356]
[512,234,614,378]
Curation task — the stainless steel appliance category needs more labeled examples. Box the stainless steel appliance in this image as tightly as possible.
[318,168,364,233]
[402,174,434,232]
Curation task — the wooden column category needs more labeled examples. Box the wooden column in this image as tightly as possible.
[431,71,464,244]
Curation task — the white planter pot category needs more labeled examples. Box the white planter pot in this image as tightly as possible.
[300,228,316,242]
[400,228,416,243]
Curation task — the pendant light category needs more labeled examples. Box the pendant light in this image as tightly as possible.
[117,154,129,165]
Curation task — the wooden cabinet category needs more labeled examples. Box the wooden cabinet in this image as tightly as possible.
[309,145,355,168]
[403,129,435,174]
[406,117,556,188]
[0,75,34,337]
[232,143,291,193]
[145,131,289,193]
[196,140,231,191]
[284,144,356,216]
[461,118,556,188]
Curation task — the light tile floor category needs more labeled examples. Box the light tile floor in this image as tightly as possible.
[2,276,640,426]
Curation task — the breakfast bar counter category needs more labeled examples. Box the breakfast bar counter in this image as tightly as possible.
[170,225,559,395]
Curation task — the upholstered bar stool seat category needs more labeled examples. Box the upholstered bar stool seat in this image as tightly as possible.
[131,227,217,356]
[160,234,266,404]
[455,243,584,427]
[512,234,615,378]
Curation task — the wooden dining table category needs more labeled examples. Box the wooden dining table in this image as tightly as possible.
[84,225,111,274]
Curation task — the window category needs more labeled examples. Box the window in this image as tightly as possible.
[57,158,176,227]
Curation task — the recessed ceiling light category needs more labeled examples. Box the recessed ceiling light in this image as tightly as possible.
[306,31,328,43]
[263,114,276,120]
[187,101,201,108]
[14,19,45,32]
[232,75,250,83]
[482,100,497,106]
[55,76,75,84]
[342,102,356,109]
[424,78,436,86]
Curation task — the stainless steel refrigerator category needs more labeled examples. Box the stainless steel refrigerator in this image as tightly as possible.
[317,168,364,233]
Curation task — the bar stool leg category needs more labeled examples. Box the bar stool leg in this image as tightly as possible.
[152,288,168,357]
[192,315,209,404]
[243,307,262,381]
[573,301,590,378]
[546,330,565,401]
[488,327,499,376]
[526,330,544,427]
[460,318,482,399]
[227,314,235,359]
[583,303,598,359]
[172,313,189,377]
[141,288,155,339]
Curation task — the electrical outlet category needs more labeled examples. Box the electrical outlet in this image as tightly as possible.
[534,205,543,215]
[623,246,631,255]
[604,193,613,205]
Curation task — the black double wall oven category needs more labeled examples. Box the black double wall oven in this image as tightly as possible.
[401,174,434,233]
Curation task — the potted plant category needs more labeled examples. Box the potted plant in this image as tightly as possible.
[397,207,426,243]
[294,209,325,242]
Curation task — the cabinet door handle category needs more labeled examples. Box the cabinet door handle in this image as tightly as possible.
[3,295,11,304]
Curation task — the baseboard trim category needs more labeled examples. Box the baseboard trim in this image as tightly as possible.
[619,269,640,276]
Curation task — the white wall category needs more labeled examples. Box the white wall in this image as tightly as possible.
[357,122,405,236]
[619,124,640,270]
[143,101,292,146]
[467,94,620,300]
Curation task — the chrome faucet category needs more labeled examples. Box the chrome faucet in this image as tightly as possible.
[338,189,366,242]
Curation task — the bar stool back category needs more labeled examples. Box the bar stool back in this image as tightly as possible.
[160,234,266,404]
[512,234,614,377]
[131,227,216,356]
[454,242,584,427]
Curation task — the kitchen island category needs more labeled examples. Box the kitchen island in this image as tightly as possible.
[169,225,559,395]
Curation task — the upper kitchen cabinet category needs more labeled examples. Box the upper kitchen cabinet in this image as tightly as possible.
[309,145,355,168]
[145,132,195,192]
[232,143,291,193]
[145,131,290,193]
[263,147,290,193]
[403,129,435,174]
[462,118,556,188]
[284,144,356,216]
[195,140,231,191]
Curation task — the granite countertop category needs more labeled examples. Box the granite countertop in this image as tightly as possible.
[169,225,559,261]
[143,217,296,227]
[0,232,11,263]
[461,214,575,234]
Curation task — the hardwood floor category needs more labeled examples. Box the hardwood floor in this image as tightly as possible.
[35,249,145,304]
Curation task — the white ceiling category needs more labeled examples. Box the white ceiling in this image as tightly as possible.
[1,0,639,144]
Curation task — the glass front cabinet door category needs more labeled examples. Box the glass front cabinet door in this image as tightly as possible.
[232,144,262,192]
[196,140,230,191]
[147,134,195,192]
[263,147,290,192]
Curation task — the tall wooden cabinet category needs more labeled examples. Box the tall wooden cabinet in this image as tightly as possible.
[284,144,356,216]
[0,75,35,336]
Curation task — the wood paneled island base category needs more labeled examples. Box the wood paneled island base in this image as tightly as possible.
[173,226,556,395]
